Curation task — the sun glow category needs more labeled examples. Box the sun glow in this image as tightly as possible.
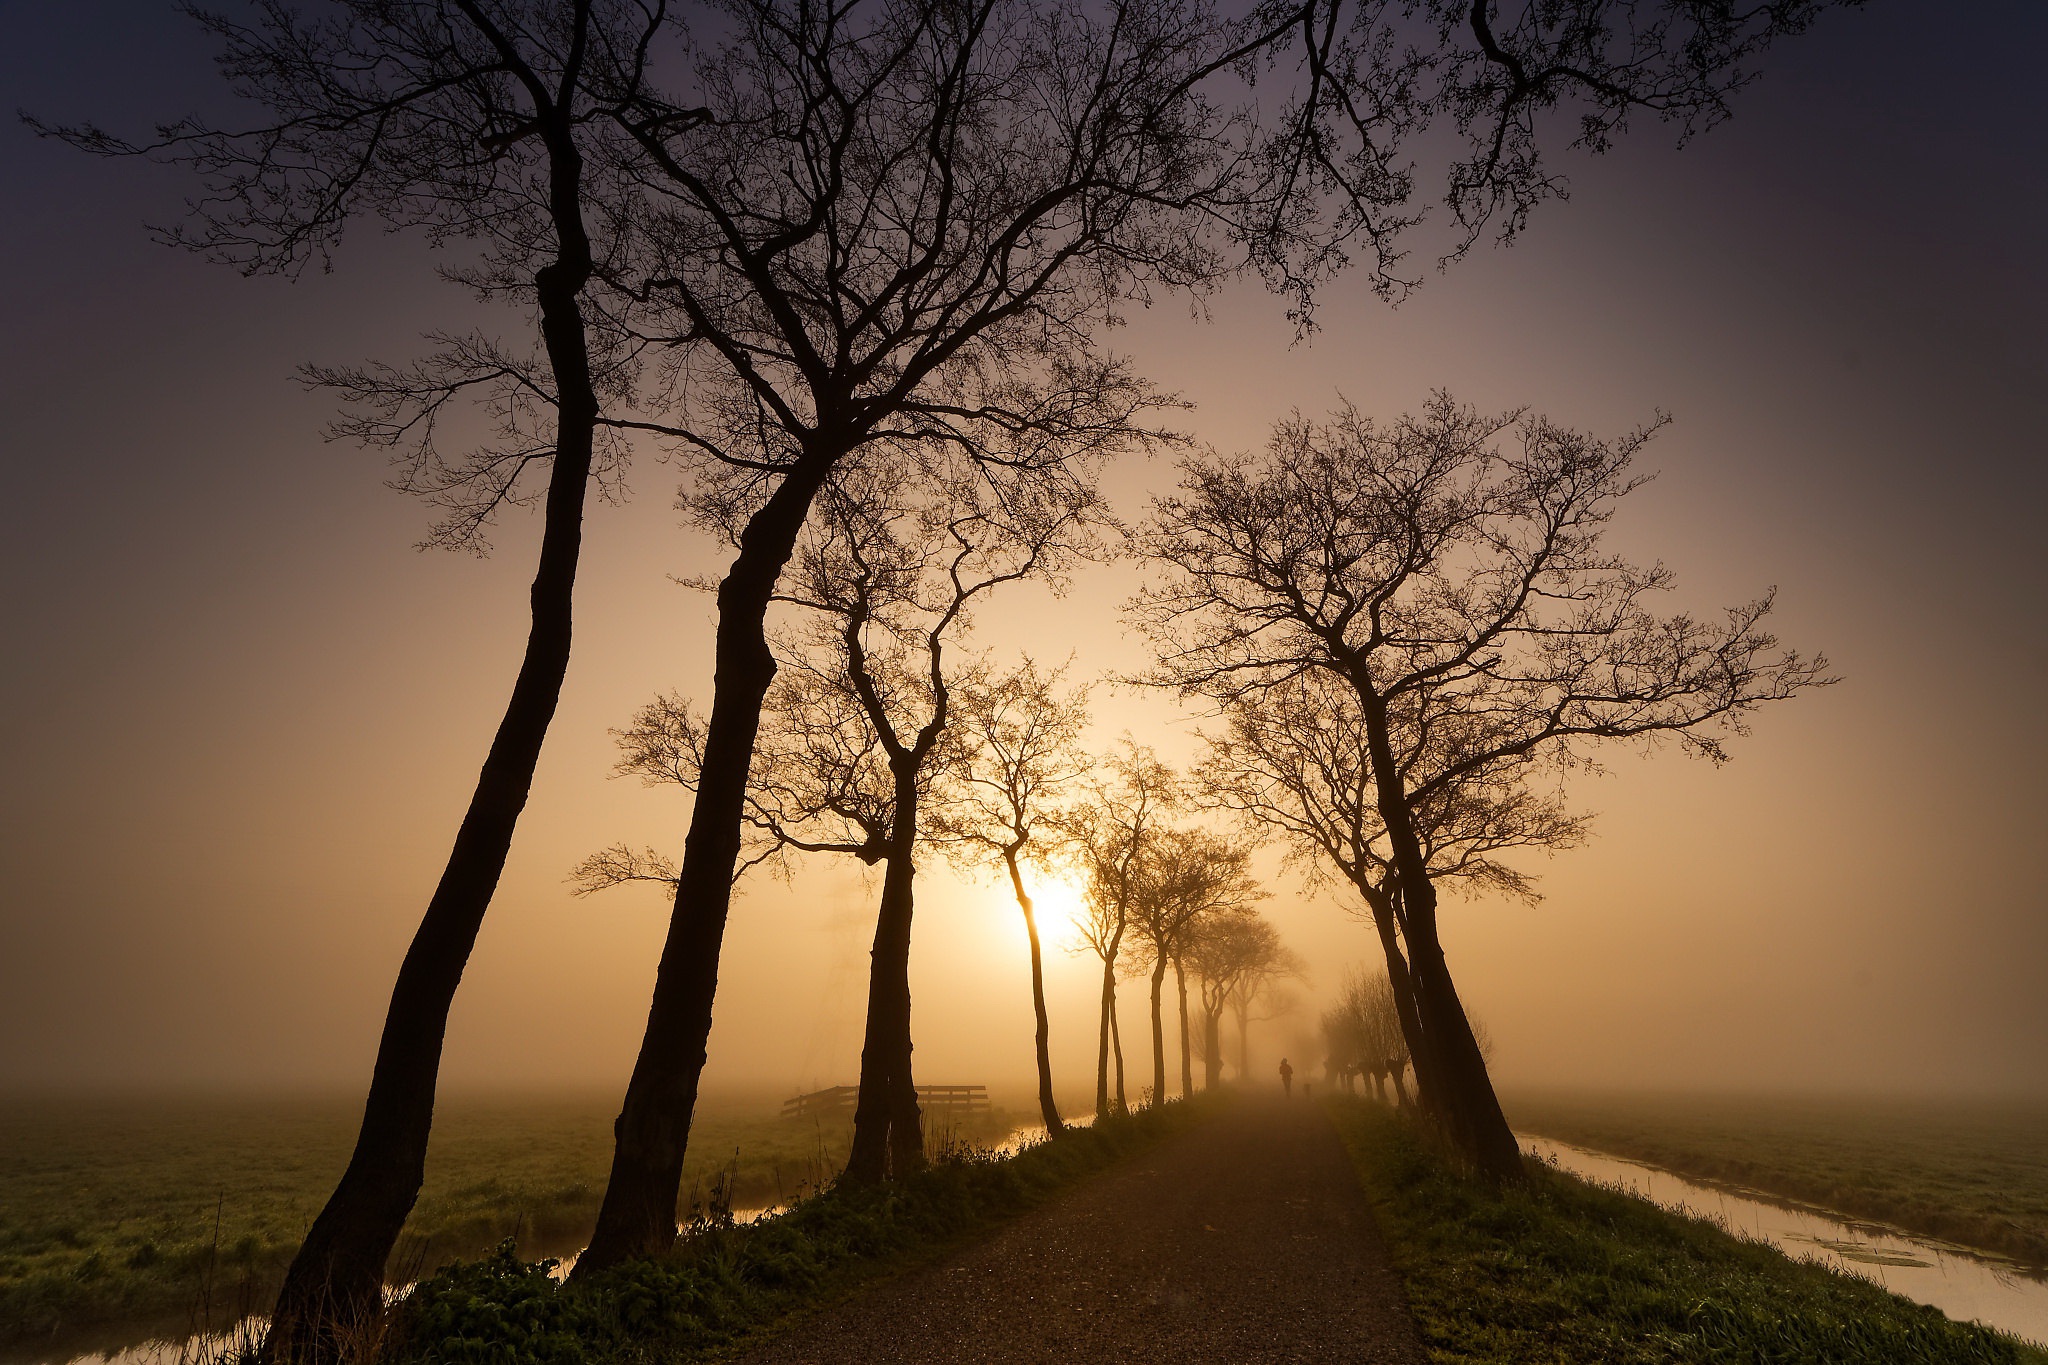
[1026,873,1091,954]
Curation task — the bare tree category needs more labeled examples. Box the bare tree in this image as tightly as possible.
[1197,667,1583,1117]
[1069,743,1181,1117]
[1230,936,1309,1082]
[785,462,1099,1182]
[585,453,1095,1183]
[34,5,671,1355]
[1140,393,1831,1177]
[932,661,1093,1138]
[1125,828,1263,1105]
[48,0,1860,1282]
[1181,907,1273,1090]
[1323,967,1412,1104]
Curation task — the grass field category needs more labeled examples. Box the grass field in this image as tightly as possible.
[1329,1096,2047,1365]
[0,1090,1021,1358]
[1505,1091,2048,1267]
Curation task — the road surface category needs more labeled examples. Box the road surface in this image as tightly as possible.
[736,1096,1427,1364]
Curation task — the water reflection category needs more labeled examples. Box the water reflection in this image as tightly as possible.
[1521,1133,2048,1347]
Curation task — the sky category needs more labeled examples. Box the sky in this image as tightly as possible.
[2,2,2044,1108]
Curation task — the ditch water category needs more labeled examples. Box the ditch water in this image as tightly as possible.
[1522,1133,2048,1347]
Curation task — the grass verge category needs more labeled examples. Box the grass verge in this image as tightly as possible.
[1326,1096,2047,1365]
[1506,1091,2048,1268]
[384,1099,1202,1365]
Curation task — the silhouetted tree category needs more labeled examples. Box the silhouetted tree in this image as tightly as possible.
[932,662,1094,1138]
[1139,394,1831,1177]
[537,0,1854,1268]
[1183,908,1278,1089]
[35,5,665,1356]
[794,464,1099,1182]
[49,0,1862,1281]
[1198,667,1584,1115]
[1071,744,1181,1116]
[1230,936,1309,1081]
[1323,967,1412,1104]
[582,454,1095,1182]
[1126,828,1262,1104]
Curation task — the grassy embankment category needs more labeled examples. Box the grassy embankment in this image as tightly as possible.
[1508,1091,2048,1267]
[1328,1096,2047,1365]
[0,1092,1018,1358]
[385,1100,1199,1365]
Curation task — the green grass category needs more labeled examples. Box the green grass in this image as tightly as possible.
[1506,1091,2048,1267]
[1327,1096,2048,1365]
[0,1092,1018,1355]
[384,1099,1200,1365]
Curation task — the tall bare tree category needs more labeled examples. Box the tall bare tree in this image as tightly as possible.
[1140,394,1831,1177]
[36,5,665,1355]
[788,464,1100,1181]
[1184,909,1280,1090]
[51,0,1861,1284]
[584,455,1095,1182]
[932,662,1093,1138]
[1070,744,1181,1116]
[1198,668,1584,1115]
[575,0,1181,1264]
[1125,828,1262,1105]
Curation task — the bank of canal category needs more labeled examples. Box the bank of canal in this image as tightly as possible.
[1522,1133,2048,1346]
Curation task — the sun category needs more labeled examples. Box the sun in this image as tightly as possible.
[1026,872,1091,953]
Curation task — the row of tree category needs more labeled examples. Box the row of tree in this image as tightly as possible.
[43,0,1851,1358]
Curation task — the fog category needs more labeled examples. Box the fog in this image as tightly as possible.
[2,2,2043,1104]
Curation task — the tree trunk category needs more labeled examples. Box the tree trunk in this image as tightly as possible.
[1110,982,1127,1112]
[265,129,597,1365]
[574,456,837,1276]
[1097,924,1127,1117]
[1148,952,1168,1108]
[1354,687,1522,1180]
[1095,952,1114,1116]
[1361,883,1436,1116]
[1234,996,1250,1080]
[1404,905,1519,1173]
[1173,957,1192,1099]
[846,794,924,1184]
[1006,853,1064,1137]
[1201,1005,1222,1090]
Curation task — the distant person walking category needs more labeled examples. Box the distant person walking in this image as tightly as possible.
[1278,1057,1294,1098]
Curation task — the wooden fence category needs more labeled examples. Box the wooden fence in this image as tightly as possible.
[781,1083,990,1119]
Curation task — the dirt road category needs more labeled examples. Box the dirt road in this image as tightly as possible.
[735,1096,1427,1364]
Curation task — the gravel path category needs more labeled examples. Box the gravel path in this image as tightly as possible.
[735,1096,1427,1364]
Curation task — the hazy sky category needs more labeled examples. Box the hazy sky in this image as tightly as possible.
[3,2,2044,1104]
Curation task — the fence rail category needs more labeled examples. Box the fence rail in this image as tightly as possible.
[781,1083,990,1119]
